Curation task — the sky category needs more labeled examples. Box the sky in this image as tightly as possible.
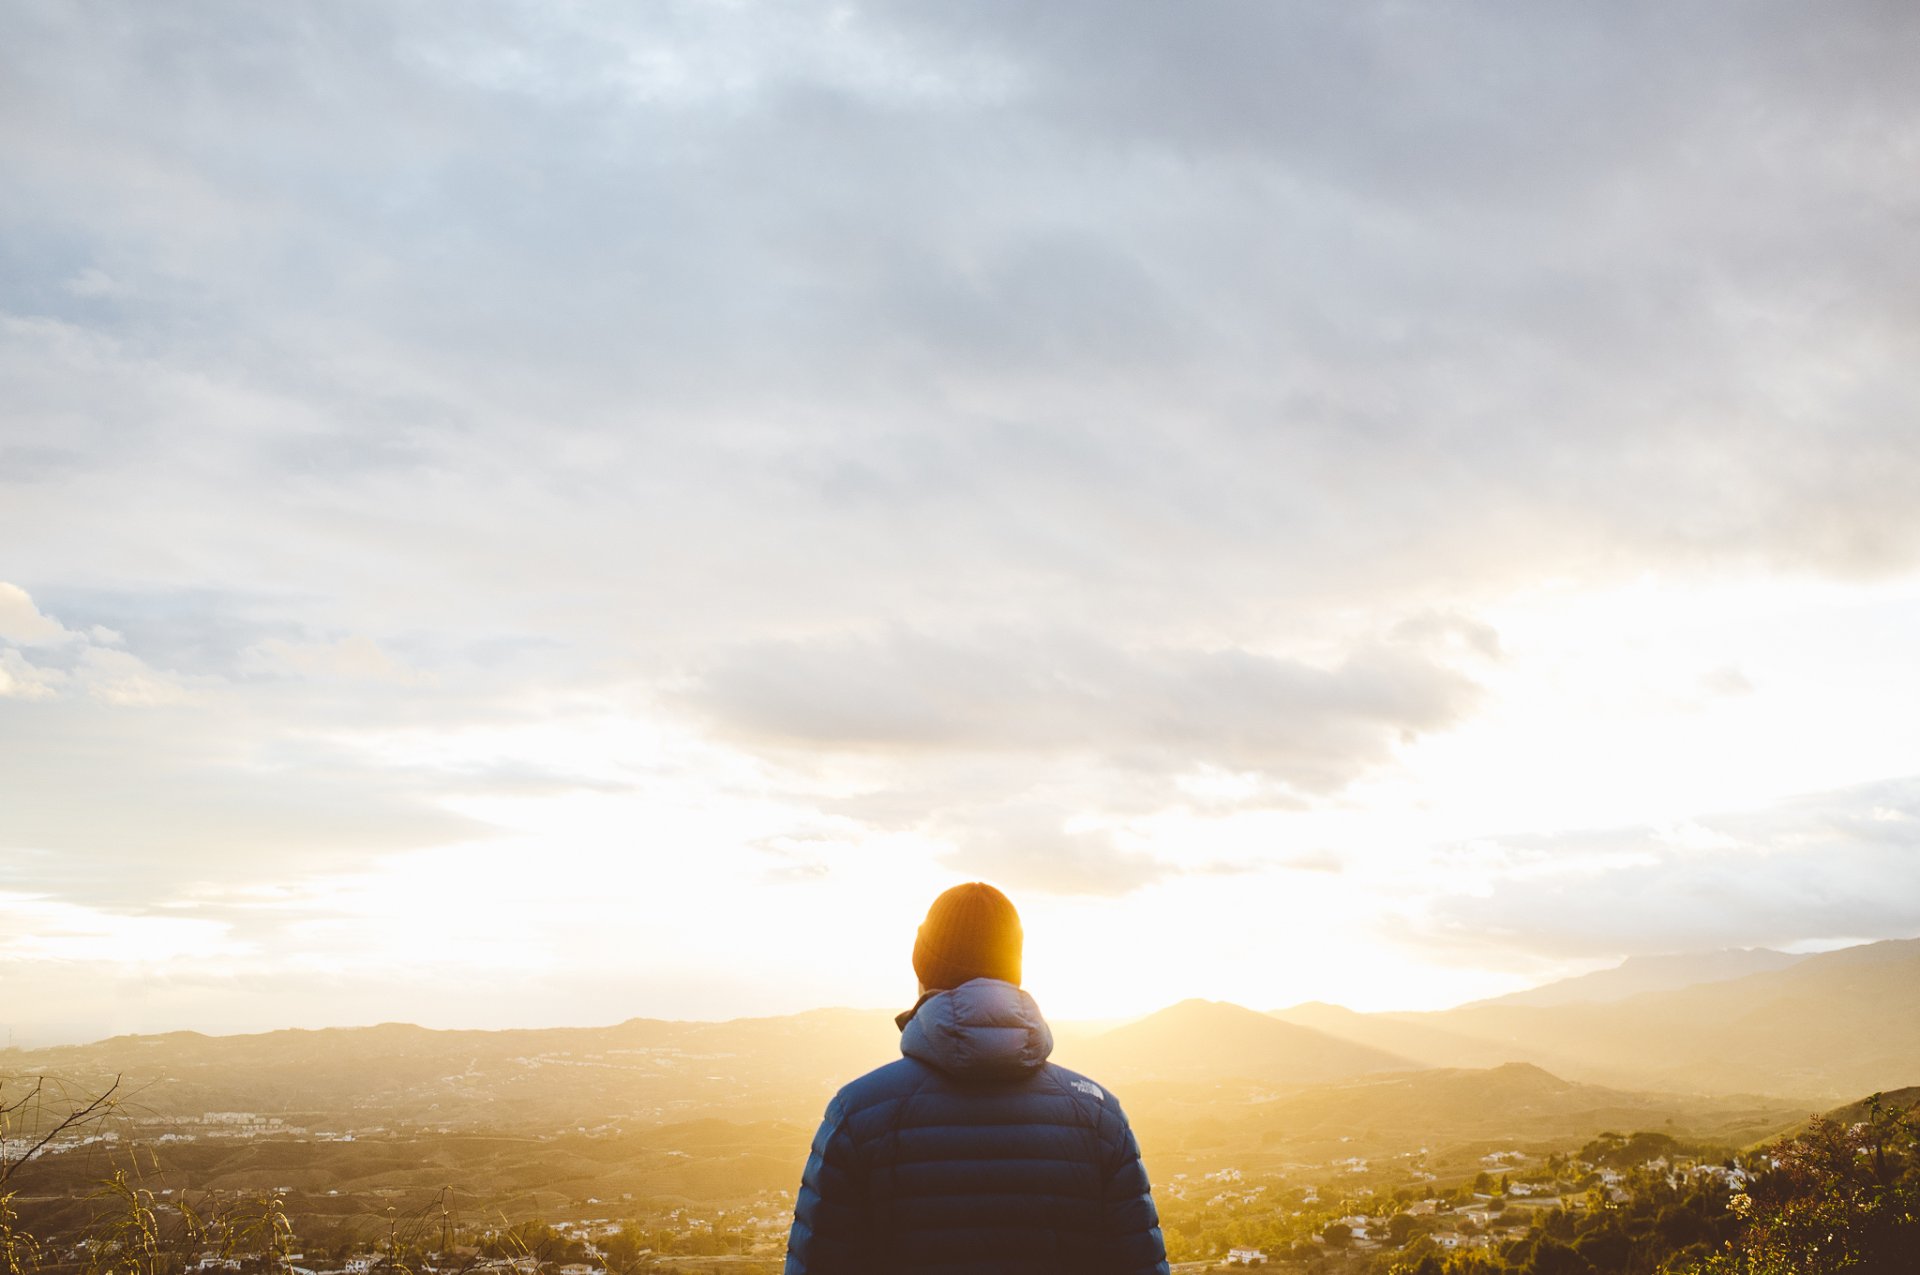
[4,1,1920,1047]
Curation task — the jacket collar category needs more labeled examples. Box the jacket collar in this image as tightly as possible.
[897,978,1055,1079]
[895,990,939,1032]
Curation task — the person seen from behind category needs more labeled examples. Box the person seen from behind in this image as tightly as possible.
[784,882,1169,1275]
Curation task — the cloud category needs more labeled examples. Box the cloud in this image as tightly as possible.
[76,646,191,706]
[0,701,498,907]
[679,628,1479,896]
[5,0,1919,624]
[0,585,497,907]
[1415,776,1920,958]
[1699,666,1756,699]
[940,817,1170,898]
[242,635,423,684]
[747,833,837,885]
[3,1,1920,1029]
[0,581,74,645]
[0,890,239,964]
[1279,851,1346,876]
[63,267,125,299]
[0,648,64,700]
[685,629,1480,791]
[0,582,188,705]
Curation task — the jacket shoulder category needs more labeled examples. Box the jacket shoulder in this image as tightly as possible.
[1038,1062,1136,1132]
[1028,1063,1152,1180]
[1042,1061,1115,1106]
[832,1055,936,1111]
[827,1056,1131,1140]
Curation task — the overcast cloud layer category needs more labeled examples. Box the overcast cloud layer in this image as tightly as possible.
[4,0,1920,1041]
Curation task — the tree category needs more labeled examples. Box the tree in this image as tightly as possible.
[1689,1095,1920,1274]
[599,1227,655,1275]
[1526,1237,1591,1275]
[1391,1251,1444,1275]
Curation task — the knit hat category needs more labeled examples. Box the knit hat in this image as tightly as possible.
[912,882,1023,990]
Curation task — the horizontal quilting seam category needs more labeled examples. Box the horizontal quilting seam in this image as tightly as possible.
[892,1219,1101,1233]
[876,1114,1082,1132]
[887,1152,1099,1165]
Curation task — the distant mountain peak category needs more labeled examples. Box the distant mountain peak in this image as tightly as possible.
[1066,997,1416,1087]
[1485,1060,1561,1081]
[1157,997,1265,1018]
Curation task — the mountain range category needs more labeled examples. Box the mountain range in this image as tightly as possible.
[4,936,1916,1137]
[1284,937,1920,1100]
[1463,947,1808,1008]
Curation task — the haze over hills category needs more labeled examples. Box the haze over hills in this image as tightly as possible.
[5,937,1912,1256]
[1462,947,1808,1008]
[0,1009,904,1131]
[1268,1002,1538,1072]
[1,959,1904,1270]
[0,1056,1819,1258]
[1148,1061,1811,1163]
[0,1016,1822,1216]
[4,936,1915,1134]
[5,961,1903,1271]
[1284,936,1920,1101]
[1059,999,1417,1088]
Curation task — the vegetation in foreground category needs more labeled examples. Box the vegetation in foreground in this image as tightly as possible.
[1207,1095,1920,1274]
[3,1079,1916,1275]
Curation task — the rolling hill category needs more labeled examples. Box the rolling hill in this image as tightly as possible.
[1087,1057,1812,1179]
[1279,937,1920,1100]
[0,1008,904,1131]
[1463,947,1807,1008]
[8,937,1916,1134]
[1060,998,1417,1088]
[1269,1001,1536,1070]
[1218,1061,1807,1155]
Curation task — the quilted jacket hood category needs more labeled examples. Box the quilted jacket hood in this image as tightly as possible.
[898,978,1054,1080]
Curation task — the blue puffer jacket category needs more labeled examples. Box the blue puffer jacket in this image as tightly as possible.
[783,979,1168,1275]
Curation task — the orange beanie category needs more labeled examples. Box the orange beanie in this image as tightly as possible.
[912,882,1023,990]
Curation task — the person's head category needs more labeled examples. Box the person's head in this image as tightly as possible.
[912,882,1023,993]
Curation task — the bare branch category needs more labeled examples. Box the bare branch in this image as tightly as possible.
[0,1075,123,1190]
[0,1080,47,1122]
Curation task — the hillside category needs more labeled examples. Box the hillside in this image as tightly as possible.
[1392,937,1920,1099]
[1269,1001,1544,1070]
[1226,1062,1807,1154]
[1102,1057,1810,1180]
[0,1008,904,1131]
[1820,1085,1920,1127]
[1256,939,1920,1101]
[2,1120,819,1260]
[9,940,1917,1133]
[1465,947,1806,1008]
[1061,998,1416,1088]
[0,998,1831,1248]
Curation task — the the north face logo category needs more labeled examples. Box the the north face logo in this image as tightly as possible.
[1070,1079,1105,1102]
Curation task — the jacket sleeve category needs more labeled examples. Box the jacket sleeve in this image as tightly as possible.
[1098,1097,1170,1275]
[784,1091,866,1275]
